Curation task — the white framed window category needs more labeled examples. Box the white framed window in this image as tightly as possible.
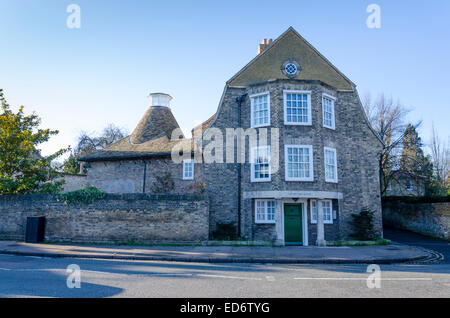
[322,94,336,129]
[324,147,338,183]
[322,200,333,224]
[310,200,333,224]
[283,90,312,125]
[285,145,314,181]
[255,199,276,224]
[310,200,318,224]
[182,159,194,180]
[251,146,271,182]
[407,180,414,191]
[250,92,270,128]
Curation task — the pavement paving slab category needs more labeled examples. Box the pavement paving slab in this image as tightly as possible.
[0,240,429,264]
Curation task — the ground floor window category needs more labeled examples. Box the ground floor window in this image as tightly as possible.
[255,199,276,224]
[310,199,333,224]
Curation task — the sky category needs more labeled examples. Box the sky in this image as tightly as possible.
[0,0,449,160]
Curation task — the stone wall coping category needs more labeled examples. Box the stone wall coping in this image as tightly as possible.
[0,193,208,202]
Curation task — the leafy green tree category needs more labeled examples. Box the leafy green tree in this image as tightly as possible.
[400,124,426,174]
[61,153,81,175]
[0,89,68,194]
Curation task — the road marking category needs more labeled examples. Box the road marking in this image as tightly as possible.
[197,274,262,281]
[294,277,432,281]
[266,276,275,281]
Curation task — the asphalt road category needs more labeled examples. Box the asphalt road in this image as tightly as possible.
[384,227,450,263]
[0,254,448,297]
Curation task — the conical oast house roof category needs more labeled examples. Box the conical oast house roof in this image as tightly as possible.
[130,93,182,144]
[130,106,181,144]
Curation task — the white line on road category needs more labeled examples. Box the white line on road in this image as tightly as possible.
[197,274,262,280]
[294,277,433,281]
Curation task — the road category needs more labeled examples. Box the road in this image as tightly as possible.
[0,253,449,297]
[384,226,449,263]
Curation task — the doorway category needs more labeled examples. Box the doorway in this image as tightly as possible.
[284,203,303,245]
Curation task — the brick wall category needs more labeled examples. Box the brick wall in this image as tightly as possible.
[0,194,209,243]
[86,158,204,194]
[383,201,450,240]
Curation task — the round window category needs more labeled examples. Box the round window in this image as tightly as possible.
[284,63,297,76]
[281,60,300,78]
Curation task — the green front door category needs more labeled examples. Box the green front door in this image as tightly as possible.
[284,204,303,245]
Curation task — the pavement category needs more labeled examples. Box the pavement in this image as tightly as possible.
[0,240,429,264]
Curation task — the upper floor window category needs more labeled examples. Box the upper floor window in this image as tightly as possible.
[250,92,270,128]
[407,180,414,191]
[285,145,314,181]
[183,159,194,180]
[324,147,338,183]
[251,146,271,182]
[255,199,276,224]
[322,94,336,129]
[310,200,333,224]
[283,90,312,125]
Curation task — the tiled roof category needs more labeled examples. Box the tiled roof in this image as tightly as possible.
[130,106,182,144]
[79,136,194,162]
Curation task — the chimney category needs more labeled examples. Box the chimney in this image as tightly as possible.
[257,38,273,55]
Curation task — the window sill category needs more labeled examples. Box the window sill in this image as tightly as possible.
[284,122,312,126]
[251,179,271,183]
[251,123,271,129]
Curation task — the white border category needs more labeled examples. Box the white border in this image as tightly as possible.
[283,90,312,126]
[324,147,338,183]
[285,145,314,182]
[250,91,270,128]
[322,93,336,130]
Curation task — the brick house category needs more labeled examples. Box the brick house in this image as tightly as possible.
[80,27,383,245]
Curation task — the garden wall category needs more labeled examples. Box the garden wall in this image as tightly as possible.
[383,200,450,240]
[0,194,209,243]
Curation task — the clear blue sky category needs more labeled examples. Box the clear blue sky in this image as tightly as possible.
[1,0,449,159]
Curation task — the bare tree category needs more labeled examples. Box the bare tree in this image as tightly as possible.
[61,124,128,174]
[363,93,420,195]
[75,124,128,157]
[430,124,449,189]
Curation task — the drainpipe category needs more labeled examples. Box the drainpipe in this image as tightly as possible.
[142,160,147,193]
[236,94,246,238]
